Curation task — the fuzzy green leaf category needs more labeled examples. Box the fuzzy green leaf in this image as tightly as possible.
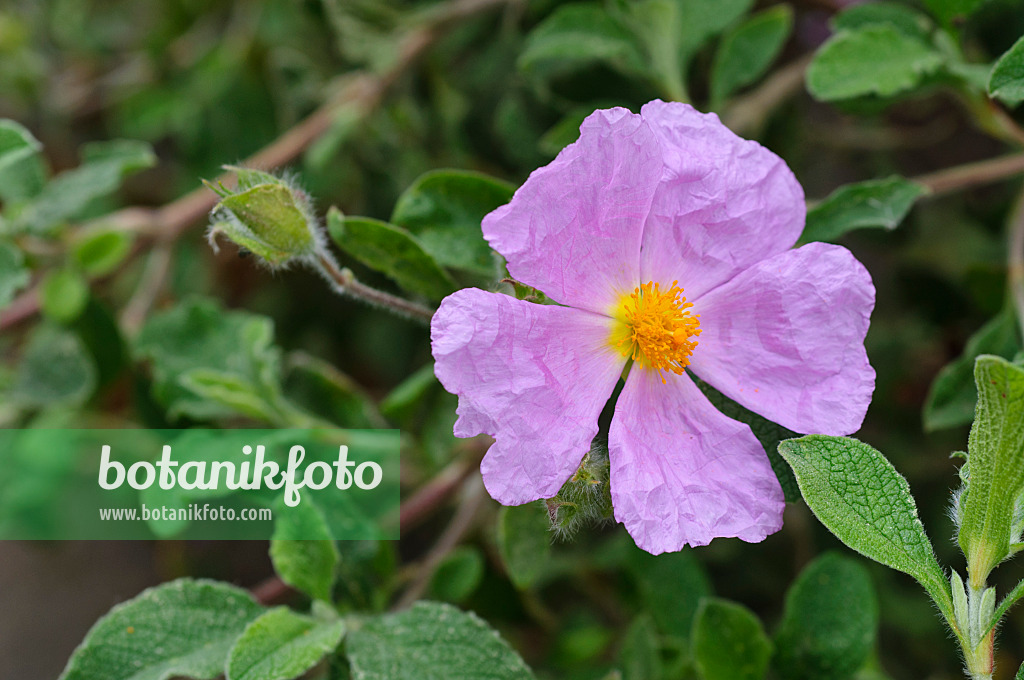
[802,176,927,243]
[711,5,793,106]
[957,356,1024,580]
[72,228,135,276]
[989,34,1024,107]
[390,169,513,276]
[831,2,933,41]
[778,435,953,622]
[270,497,339,602]
[924,309,1022,431]
[0,240,29,309]
[326,209,455,301]
[226,607,345,680]
[428,547,485,603]
[807,25,943,101]
[618,614,661,680]
[497,502,552,590]
[10,324,97,407]
[346,601,535,679]
[213,183,315,264]
[0,119,46,202]
[773,553,878,680]
[692,599,772,680]
[58,579,265,680]
[134,298,288,423]
[41,267,89,323]
[17,139,155,234]
[517,4,647,83]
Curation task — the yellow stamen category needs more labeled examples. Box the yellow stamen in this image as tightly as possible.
[609,281,701,383]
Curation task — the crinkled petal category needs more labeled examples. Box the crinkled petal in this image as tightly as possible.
[432,288,626,504]
[482,108,662,313]
[690,242,875,435]
[637,100,805,300]
[609,369,784,554]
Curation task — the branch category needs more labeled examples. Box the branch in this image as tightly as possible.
[313,253,435,323]
[912,153,1024,197]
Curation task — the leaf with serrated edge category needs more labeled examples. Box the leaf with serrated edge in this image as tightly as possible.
[59,578,264,680]
[778,435,953,622]
[226,607,345,680]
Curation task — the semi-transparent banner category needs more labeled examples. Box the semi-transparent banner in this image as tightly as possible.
[0,429,400,540]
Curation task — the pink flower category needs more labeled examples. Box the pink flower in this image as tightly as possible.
[431,101,875,554]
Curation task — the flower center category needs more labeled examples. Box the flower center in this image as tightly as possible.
[610,281,701,383]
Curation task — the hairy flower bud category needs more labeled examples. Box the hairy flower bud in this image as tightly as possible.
[205,166,324,267]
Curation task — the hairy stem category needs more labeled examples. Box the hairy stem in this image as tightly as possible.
[312,253,435,324]
[1010,189,1024,340]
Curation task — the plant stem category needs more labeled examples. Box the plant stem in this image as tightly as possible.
[1009,189,1024,340]
[313,252,435,324]
[912,153,1024,198]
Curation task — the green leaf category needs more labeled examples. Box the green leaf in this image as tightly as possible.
[923,0,989,26]
[428,546,485,603]
[72,228,135,276]
[0,119,46,202]
[831,2,933,41]
[17,139,156,234]
[711,5,793,106]
[618,615,661,680]
[957,356,1024,581]
[270,497,339,602]
[807,25,944,102]
[773,553,878,680]
[134,297,289,423]
[0,240,29,309]
[924,309,1022,431]
[390,169,513,276]
[778,435,954,622]
[613,0,754,100]
[284,351,383,428]
[692,599,772,680]
[346,601,535,679]
[694,378,799,502]
[58,578,265,680]
[326,208,455,301]
[802,176,928,243]
[517,4,647,83]
[41,267,89,323]
[497,502,552,589]
[10,324,97,407]
[226,607,345,680]
[627,547,712,639]
[989,35,1024,107]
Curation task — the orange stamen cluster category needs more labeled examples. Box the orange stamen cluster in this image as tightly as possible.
[614,281,701,383]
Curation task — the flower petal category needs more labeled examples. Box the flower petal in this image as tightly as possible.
[432,288,625,504]
[482,108,662,313]
[637,100,805,300]
[609,369,784,554]
[690,242,875,435]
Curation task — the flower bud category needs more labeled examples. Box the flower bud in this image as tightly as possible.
[206,166,324,267]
